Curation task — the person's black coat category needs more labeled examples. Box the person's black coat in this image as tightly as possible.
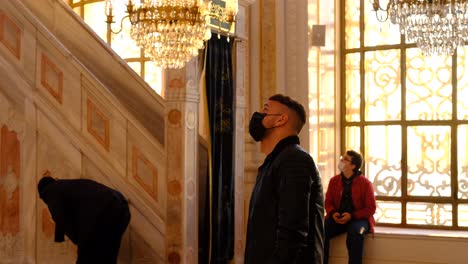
[245,136,324,264]
[39,178,127,246]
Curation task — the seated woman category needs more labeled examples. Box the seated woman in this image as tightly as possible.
[323,150,376,264]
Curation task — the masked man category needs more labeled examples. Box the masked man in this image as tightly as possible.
[244,94,324,264]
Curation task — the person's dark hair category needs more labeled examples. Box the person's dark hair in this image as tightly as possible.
[269,94,306,133]
[346,150,363,173]
[38,176,56,198]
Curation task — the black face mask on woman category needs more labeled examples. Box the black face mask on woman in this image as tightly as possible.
[248,112,281,142]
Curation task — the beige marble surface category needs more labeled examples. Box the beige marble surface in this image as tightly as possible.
[0,0,171,262]
[0,0,259,263]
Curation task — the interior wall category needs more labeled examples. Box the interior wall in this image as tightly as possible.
[0,1,170,262]
[245,0,468,263]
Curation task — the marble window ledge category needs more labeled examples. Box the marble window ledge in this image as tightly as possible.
[374,226,468,239]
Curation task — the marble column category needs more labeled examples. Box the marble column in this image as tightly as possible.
[281,0,309,149]
[164,58,200,264]
[232,0,256,263]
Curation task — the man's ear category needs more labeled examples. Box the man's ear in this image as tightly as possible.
[276,113,289,126]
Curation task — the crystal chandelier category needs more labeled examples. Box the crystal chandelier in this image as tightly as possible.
[105,0,237,69]
[372,0,468,56]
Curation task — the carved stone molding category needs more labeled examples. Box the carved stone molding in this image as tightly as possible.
[0,232,24,259]
[132,146,159,201]
[1,165,18,200]
[40,53,63,104]
[0,11,22,60]
[0,92,25,142]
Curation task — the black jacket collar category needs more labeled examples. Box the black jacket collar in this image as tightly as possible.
[264,135,300,164]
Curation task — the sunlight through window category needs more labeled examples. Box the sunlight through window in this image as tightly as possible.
[342,0,468,230]
[64,0,163,95]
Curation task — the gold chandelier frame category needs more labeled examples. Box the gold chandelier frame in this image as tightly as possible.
[105,1,237,69]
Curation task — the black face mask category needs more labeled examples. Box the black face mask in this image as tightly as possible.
[248,112,282,142]
[249,112,267,142]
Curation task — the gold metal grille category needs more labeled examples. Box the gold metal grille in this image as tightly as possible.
[341,0,468,230]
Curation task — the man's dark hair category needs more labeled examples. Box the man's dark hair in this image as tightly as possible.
[269,94,306,133]
[346,150,363,173]
[38,176,56,198]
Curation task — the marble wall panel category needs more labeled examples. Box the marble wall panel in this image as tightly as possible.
[130,229,165,264]
[81,155,119,192]
[0,69,34,263]
[35,131,80,264]
[0,11,21,60]
[132,146,159,201]
[127,122,166,220]
[0,125,20,235]
[1,1,170,262]
[0,124,23,262]
[35,31,81,132]
[128,202,166,261]
[36,110,82,177]
[81,76,127,176]
[0,3,36,87]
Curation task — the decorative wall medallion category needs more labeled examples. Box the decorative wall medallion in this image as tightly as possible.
[0,233,22,258]
[168,251,181,264]
[168,78,184,89]
[40,53,63,104]
[0,12,21,60]
[4,107,25,142]
[186,179,195,199]
[86,99,110,151]
[132,146,158,201]
[237,113,245,131]
[168,109,182,125]
[186,111,195,130]
[2,165,18,200]
[186,79,196,90]
[168,180,181,196]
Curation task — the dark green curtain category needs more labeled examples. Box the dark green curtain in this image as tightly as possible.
[206,35,234,264]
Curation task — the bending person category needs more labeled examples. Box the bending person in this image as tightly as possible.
[38,171,131,264]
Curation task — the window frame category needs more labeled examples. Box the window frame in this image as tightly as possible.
[340,0,468,231]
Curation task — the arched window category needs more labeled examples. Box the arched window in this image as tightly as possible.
[341,0,468,230]
[64,0,163,95]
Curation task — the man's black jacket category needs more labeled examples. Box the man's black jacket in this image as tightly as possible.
[245,136,324,264]
[39,178,127,246]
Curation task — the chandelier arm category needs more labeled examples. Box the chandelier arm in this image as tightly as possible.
[106,14,130,35]
[371,0,389,12]
[370,0,390,22]
[375,9,389,22]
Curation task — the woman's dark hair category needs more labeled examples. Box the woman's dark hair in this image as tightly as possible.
[346,150,363,173]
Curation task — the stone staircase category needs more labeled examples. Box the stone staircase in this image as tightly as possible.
[0,0,177,262]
